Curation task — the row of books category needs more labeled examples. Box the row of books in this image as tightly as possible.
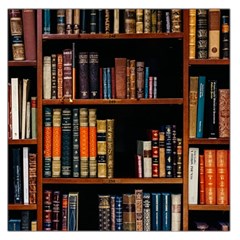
[8,78,37,140]
[43,190,79,231]
[43,9,182,35]
[43,50,160,100]
[135,126,182,178]
[10,147,37,205]
[9,9,36,61]
[189,76,230,138]
[8,211,37,231]
[193,220,229,231]
[189,9,230,59]
[98,190,181,231]
[43,107,114,178]
[188,148,229,205]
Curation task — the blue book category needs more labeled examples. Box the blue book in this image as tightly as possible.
[107,67,112,99]
[68,192,79,231]
[115,195,123,230]
[43,9,51,34]
[151,193,162,230]
[196,76,206,138]
[98,10,104,33]
[144,67,149,98]
[80,10,86,33]
[162,192,171,231]
[8,219,21,231]
[103,68,108,99]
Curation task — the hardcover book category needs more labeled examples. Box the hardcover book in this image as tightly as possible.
[162,192,171,231]
[151,192,161,230]
[171,193,181,231]
[159,125,166,178]
[221,15,230,59]
[136,9,143,33]
[89,52,99,98]
[199,155,205,204]
[73,9,80,34]
[115,195,123,230]
[135,189,143,231]
[43,190,52,230]
[98,195,111,230]
[107,119,115,178]
[143,192,151,231]
[66,9,73,34]
[43,56,52,99]
[123,193,136,231]
[29,153,37,204]
[165,125,173,178]
[63,49,73,99]
[31,96,37,139]
[78,52,89,99]
[115,58,127,99]
[57,53,63,99]
[43,9,51,34]
[125,9,136,33]
[68,192,79,231]
[51,54,57,99]
[23,147,29,204]
[144,9,151,33]
[57,9,65,34]
[189,9,196,59]
[11,78,19,139]
[62,194,68,231]
[21,210,31,230]
[8,219,21,231]
[171,9,182,33]
[52,191,61,230]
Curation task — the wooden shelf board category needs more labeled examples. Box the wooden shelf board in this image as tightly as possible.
[43,33,184,40]
[189,204,230,211]
[8,139,37,145]
[8,60,37,67]
[42,178,183,184]
[42,98,183,106]
[8,204,37,210]
[188,138,230,145]
[189,59,230,65]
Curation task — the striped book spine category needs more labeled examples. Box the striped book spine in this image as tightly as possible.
[135,189,143,231]
[172,125,177,178]
[151,192,161,230]
[143,192,151,231]
[51,54,57,99]
[43,107,52,177]
[89,109,97,178]
[61,108,72,177]
[72,108,80,177]
[97,120,107,178]
[150,129,159,177]
[57,53,63,99]
[176,138,183,178]
[107,119,114,178]
[98,195,111,230]
[110,195,116,231]
[80,108,89,177]
[115,195,123,230]
[29,153,37,204]
[52,108,61,177]
[162,192,171,231]
[165,125,172,178]
[43,190,52,230]
[159,125,166,177]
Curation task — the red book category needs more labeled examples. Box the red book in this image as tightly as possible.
[57,53,63,99]
[148,129,159,177]
[111,67,116,99]
[199,155,205,204]
[115,58,127,99]
[216,150,229,205]
[204,149,216,205]
[63,49,73,99]
[22,9,36,60]
[99,67,103,99]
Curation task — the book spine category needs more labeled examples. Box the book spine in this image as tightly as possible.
[123,193,136,231]
[165,11,171,33]
[151,10,157,33]
[31,97,37,139]
[126,59,130,98]
[97,119,107,178]
[162,192,171,231]
[21,78,29,139]
[105,9,110,34]
[90,9,97,34]
[98,10,104,33]
[221,15,230,59]
[135,189,143,231]
[66,9,73,34]
[80,108,89,177]
[199,154,205,204]
[111,67,116,99]
[43,107,52,177]
[52,191,60,230]
[23,147,29,204]
[150,129,159,177]
[43,9,51,34]
[125,9,136,34]
[73,9,80,34]
[171,193,181,231]
[57,53,63,99]
[176,138,183,178]
[99,67,103,99]
[136,61,144,99]
[22,9,36,60]
[8,219,21,231]
[196,9,208,59]
[68,192,79,231]
[136,9,143,33]
[26,102,31,138]
[151,193,161,230]
[196,76,206,138]
[107,67,112,99]
[29,153,37,204]
[52,108,62,178]
[129,59,136,99]
[89,52,99,98]
[43,56,52,99]
[51,54,57,99]
[103,68,107,99]
[89,109,97,178]
[107,119,114,178]
[189,9,196,59]
[218,89,230,138]
[144,9,151,33]
[115,58,127,99]
[165,125,172,178]
[98,195,111,230]
[113,9,119,34]
[115,195,123,230]
[153,76,157,98]
[8,83,12,139]
[72,42,76,99]
[57,9,65,34]
[80,10,86,33]
[148,76,153,98]
[157,10,163,33]
[110,195,116,230]
[159,125,166,177]
[62,194,68,231]
[21,210,30,230]
[208,9,220,59]
[31,220,37,231]
[188,147,199,204]
[63,49,73,99]
[171,125,177,178]
[143,192,151,231]
[204,149,217,204]
[61,108,72,177]
[72,108,80,177]
[43,190,52,230]
[144,66,149,98]
[171,9,182,33]
[135,154,143,178]
[78,52,89,99]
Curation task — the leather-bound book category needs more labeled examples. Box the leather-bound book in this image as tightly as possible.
[43,190,52,230]
[52,191,61,230]
[144,9,151,33]
[43,56,52,99]
[115,58,127,99]
[105,9,110,34]
[66,9,73,34]
[129,59,136,99]
[115,195,123,230]
[162,192,171,231]
[189,9,196,59]
[78,52,89,99]
[31,96,37,139]
[171,125,177,178]
[22,9,36,60]
[21,210,31,230]
[171,193,181,231]
[68,192,79,231]
[43,9,51,34]
[63,49,73,99]
[123,193,136,231]
[107,119,114,178]
[125,9,136,33]
[90,9,97,34]
[89,52,99,98]
[73,9,80,34]
[57,9,65,34]
[28,153,37,204]
[159,125,166,177]
[136,61,144,99]
[171,9,182,33]
[61,194,68,231]
[176,138,183,178]
[80,10,86,33]
[165,125,173,178]
[98,9,104,33]
[143,192,151,231]
[110,195,116,231]
[57,53,63,99]
[51,54,57,99]
[221,15,230,59]
[136,9,143,33]
[157,10,163,33]
[111,67,116,99]
[113,9,119,34]
[151,10,157,33]
[98,195,111,230]
[135,189,143,231]
[151,192,161,230]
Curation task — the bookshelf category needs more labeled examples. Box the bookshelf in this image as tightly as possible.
[7,9,230,231]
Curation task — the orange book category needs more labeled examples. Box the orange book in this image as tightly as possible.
[216,150,229,205]
[227,150,230,203]
[204,149,216,205]
[199,154,205,204]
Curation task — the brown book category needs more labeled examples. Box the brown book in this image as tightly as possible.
[208,9,220,59]
[125,9,136,33]
[159,125,166,178]
[57,53,63,99]
[66,9,73,34]
[216,150,229,205]
[107,119,114,178]
[111,67,116,99]
[22,9,36,60]
[57,9,65,34]
[62,194,68,231]
[135,189,143,231]
[63,49,73,99]
[99,67,103,99]
[199,154,205,204]
[144,9,151,33]
[204,149,216,205]
[115,58,127,99]
[136,61,144,99]
[189,76,198,138]
[171,9,182,33]
[29,153,37,204]
[189,9,196,59]
[129,59,136,99]
[218,89,230,138]
[123,193,136,230]
[136,9,143,33]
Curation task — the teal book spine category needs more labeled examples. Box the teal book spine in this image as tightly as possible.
[144,66,149,98]
[196,76,206,138]
[43,9,51,34]
[162,192,171,231]
[151,193,162,230]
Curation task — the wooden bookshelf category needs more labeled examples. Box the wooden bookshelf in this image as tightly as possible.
[189,59,230,65]
[188,138,230,145]
[189,205,230,211]
[8,204,37,211]
[8,139,37,145]
[8,60,37,67]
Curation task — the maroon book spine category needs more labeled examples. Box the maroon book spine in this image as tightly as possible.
[52,191,61,230]
[99,67,103,99]
[78,52,89,99]
[62,194,68,231]
[115,58,127,99]
[22,9,36,60]
[63,49,73,99]
[43,190,53,231]
[111,67,116,99]
[135,154,143,178]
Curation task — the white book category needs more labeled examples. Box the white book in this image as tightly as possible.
[171,193,182,231]
[26,101,31,139]
[11,78,19,139]
[23,147,29,204]
[188,147,199,204]
[21,78,29,139]
[43,56,52,99]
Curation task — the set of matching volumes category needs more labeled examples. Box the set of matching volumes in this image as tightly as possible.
[43,190,79,231]
[189,76,230,138]
[136,126,182,178]
[188,148,229,205]
[8,78,37,140]
[43,9,182,35]
[43,49,160,100]
[9,9,36,61]
[189,9,230,59]
[99,190,181,231]
[10,147,37,205]
[44,107,114,178]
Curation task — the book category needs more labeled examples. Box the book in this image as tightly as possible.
[43,56,52,99]
[63,49,73,99]
[129,59,136,99]
[31,220,37,231]
[107,119,114,178]
[149,129,159,177]
[66,9,73,34]
[62,194,68,231]
[57,53,63,99]
[80,10,86,33]
[171,9,182,33]
[110,195,116,230]
[23,146,29,204]
[29,153,37,204]
[171,125,177,178]
[51,53,57,99]
[144,9,151,33]
[90,10,97,34]
[8,83,12,139]
[123,193,136,231]
[165,125,172,178]
[162,192,171,231]
[218,89,230,138]
[189,76,199,138]
[115,58,127,99]
[125,9,136,33]
[188,147,199,204]
[8,219,21,231]
[165,10,171,33]
[221,15,230,59]
[57,9,65,34]
[136,9,143,33]
[176,138,183,178]
[208,9,220,59]
[89,52,99,98]
[43,190,52,230]
[115,195,123,230]
[22,9,36,60]
[136,61,144,99]
[199,155,205,204]
[143,192,151,231]
[151,10,157,33]
[43,9,51,34]
[98,10,104,33]
[98,195,111,230]
[52,191,61,230]
[11,78,19,139]
[151,192,161,230]
[105,9,111,34]
[73,9,80,34]
[157,10,163,33]
[31,97,37,139]
[78,52,89,99]
[196,76,206,138]
[68,192,79,231]
[159,125,166,177]
[171,193,181,231]
[113,9,120,34]
[189,9,196,59]
[135,189,143,231]
[21,211,31,230]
